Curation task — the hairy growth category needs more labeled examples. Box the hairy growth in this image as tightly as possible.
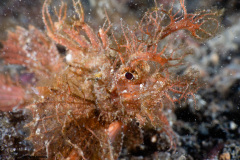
[0,0,220,159]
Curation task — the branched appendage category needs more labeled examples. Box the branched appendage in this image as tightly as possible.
[165,73,200,105]
[43,0,81,50]
[139,0,220,41]
[98,9,112,49]
[42,0,111,51]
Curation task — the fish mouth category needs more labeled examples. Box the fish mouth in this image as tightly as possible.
[119,91,139,101]
[116,82,141,101]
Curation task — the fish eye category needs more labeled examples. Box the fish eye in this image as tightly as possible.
[125,72,134,80]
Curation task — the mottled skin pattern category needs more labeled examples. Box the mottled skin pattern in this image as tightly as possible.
[0,0,220,159]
